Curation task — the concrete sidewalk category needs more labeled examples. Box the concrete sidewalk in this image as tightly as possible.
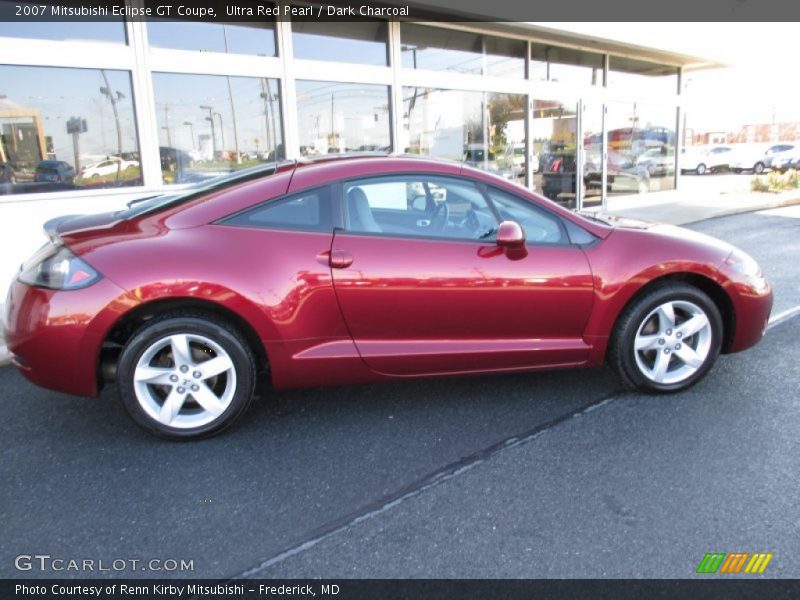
[603,186,800,225]
[0,188,798,367]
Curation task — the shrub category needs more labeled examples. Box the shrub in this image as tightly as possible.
[751,168,800,193]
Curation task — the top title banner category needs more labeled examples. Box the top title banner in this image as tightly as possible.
[0,0,797,21]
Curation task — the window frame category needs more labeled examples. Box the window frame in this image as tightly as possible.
[336,172,577,248]
[217,184,335,233]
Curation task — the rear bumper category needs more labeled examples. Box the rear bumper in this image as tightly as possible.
[4,277,138,397]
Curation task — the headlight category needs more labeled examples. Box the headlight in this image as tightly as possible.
[18,244,101,290]
[726,248,768,292]
[727,248,761,278]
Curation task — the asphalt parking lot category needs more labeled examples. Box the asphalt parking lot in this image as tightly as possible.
[1,208,798,579]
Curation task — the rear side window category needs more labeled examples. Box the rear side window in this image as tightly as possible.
[221,186,332,232]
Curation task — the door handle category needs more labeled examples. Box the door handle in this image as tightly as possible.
[329,249,353,269]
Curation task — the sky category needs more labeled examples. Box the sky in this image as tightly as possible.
[532,22,800,132]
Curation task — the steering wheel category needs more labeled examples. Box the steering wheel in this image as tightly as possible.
[431,201,450,232]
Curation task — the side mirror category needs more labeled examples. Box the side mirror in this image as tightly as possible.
[496,220,525,247]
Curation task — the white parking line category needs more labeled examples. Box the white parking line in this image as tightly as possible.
[767,305,800,330]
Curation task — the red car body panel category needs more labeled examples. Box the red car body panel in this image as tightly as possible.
[3,156,773,397]
[329,232,594,375]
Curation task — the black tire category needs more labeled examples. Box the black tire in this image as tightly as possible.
[607,283,723,393]
[696,163,707,175]
[117,312,257,440]
[754,162,765,175]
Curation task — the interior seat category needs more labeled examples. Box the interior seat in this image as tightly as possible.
[347,187,382,233]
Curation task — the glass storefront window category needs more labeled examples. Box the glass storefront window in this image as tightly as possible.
[0,66,140,195]
[604,102,677,196]
[401,24,525,78]
[292,17,388,66]
[147,21,277,56]
[581,102,604,208]
[608,56,678,97]
[296,81,391,155]
[530,44,604,87]
[152,73,283,184]
[401,87,526,184]
[531,98,579,207]
[0,2,126,43]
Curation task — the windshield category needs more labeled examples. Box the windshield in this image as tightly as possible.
[121,162,287,218]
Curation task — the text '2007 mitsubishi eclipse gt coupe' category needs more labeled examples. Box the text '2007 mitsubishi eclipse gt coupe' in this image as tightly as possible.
[4,155,773,439]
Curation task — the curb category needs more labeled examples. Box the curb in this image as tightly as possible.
[684,194,800,225]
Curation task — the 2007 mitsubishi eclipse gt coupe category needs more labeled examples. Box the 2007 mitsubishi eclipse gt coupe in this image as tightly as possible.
[4,155,773,439]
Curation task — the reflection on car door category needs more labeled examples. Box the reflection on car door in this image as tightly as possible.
[329,175,595,376]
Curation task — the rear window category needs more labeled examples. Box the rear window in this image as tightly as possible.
[220,186,332,233]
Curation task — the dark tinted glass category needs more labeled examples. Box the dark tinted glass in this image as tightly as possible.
[223,187,332,232]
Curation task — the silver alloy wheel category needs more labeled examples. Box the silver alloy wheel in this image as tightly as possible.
[633,300,712,385]
[132,333,236,429]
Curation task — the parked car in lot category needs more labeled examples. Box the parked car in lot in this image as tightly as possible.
[762,144,798,172]
[636,147,675,177]
[0,161,16,184]
[509,144,540,177]
[4,155,773,439]
[81,157,140,179]
[584,151,650,195]
[681,146,733,175]
[730,146,771,174]
[34,160,75,184]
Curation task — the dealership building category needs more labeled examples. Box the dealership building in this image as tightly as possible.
[0,5,716,294]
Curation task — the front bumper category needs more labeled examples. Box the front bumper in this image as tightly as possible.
[4,277,138,397]
[717,262,773,354]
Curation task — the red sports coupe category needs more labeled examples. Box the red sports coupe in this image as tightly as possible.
[4,156,772,439]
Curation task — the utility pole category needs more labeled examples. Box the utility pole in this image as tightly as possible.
[200,105,216,158]
[100,69,123,184]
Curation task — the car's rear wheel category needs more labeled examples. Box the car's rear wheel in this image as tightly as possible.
[117,314,256,440]
[608,284,723,393]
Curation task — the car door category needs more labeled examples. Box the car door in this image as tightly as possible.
[329,174,595,376]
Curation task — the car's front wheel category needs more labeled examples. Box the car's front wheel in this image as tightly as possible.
[117,313,257,440]
[696,163,707,175]
[608,284,723,393]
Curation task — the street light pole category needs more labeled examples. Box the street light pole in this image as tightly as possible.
[100,69,123,184]
[183,121,195,150]
[214,112,226,154]
[200,105,216,158]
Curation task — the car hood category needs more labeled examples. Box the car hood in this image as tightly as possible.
[585,211,735,258]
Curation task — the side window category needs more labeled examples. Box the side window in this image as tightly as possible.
[486,187,567,245]
[343,176,497,241]
[221,186,332,232]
